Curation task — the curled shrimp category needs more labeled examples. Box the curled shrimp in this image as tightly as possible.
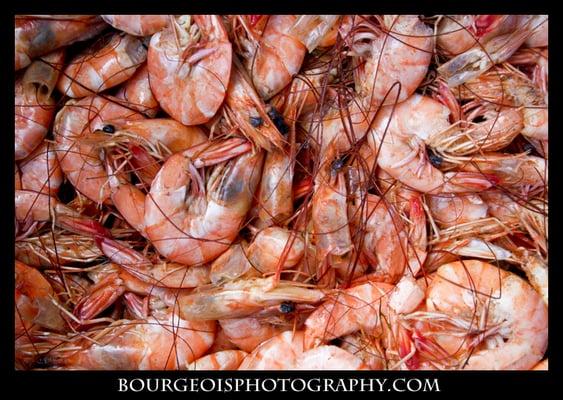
[15,50,64,160]
[53,95,144,204]
[143,143,259,266]
[423,260,547,369]
[101,15,169,36]
[15,15,107,70]
[148,15,232,125]
[365,94,497,194]
[17,142,63,196]
[57,33,147,98]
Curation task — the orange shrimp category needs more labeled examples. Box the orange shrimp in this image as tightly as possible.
[423,260,547,369]
[45,308,216,370]
[57,33,147,98]
[148,15,232,125]
[115,64,160,117]
[187,350,248,370]
[365,94,497,194]
[53,95,144,204]
[436,15,520,56]
[15,15,107,70]
[18,142,63,195]
[143,144,260,266]
[428,194,489,228]
[218,317,289,353]
[15,50,64,160]
[101,15,169,36]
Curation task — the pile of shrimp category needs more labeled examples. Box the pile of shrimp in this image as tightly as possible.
[15,14,548,371]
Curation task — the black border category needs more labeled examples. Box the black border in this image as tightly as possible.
[4,1,560,395]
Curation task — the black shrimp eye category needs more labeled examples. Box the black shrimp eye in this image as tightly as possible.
[102,124,115,133]
[32,355,52,369]
[267,108,289,135]
[427,148,443,168]
[249,116,263,128]
[280,301,295,314]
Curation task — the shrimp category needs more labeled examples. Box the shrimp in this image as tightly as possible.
[304,281,395,349]
[18,142,63,195]
[219,317,288,352]
[148,15,232,125]
[350,15,434,106]
[177,276,325,320]
[101,15,169,36]
[365,94,497,194]
[287,15,340,52]
[101,118,208,235]
[238,331,367,370]
[15,50,63,160]
[232,15,304,100]
[428,194,489,228]
[53,95,144,204]
[115,64,159,117]
[15,15,107,70]
[436,15,520,56]
[256,150,294,227]
[15,261,67,337]
[220,60,286,151]
[143,145,261,266]
[424,260,547,370]
[57,33,147,98]
[15,231,103,267]
[44,308,216,370]
[340,333,386,369]
[187,350,247,370]
[437,16,546,87]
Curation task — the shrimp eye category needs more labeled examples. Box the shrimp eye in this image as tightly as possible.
[331,155,348,171]
[267,108,289,135]
[280,301,295,313]
[427,148,442,167]
[32,355,52,369]
[102,124,115,133]
[249,116,263,128]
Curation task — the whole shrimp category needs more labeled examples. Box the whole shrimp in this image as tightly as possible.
[143,145,261,266]
[57,33,147,98]
[365,94,497,194]
[423,260,547,369]
[15,15,107,70]
[53,95,144,204]
[148,15,232,125]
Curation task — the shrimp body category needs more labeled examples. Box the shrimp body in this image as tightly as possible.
[15,15,107,70]
[53,95,143,204]
[148,15,232,125]
[426,260,547,370]
[15,78,55,160]
[115,64,159,117]
[219,317,288,352]
[304,282,394,349]
[48,309,216,370]
[246,15,307,100]
[57,34,147,98]
[428,194,489,228]
[18,142,63,195]
[353,15,433,106]
[187,350,248,370]
[366,94,496,194]
[15,261,66,336]
[101,15,169,36]
[144,146,260,266]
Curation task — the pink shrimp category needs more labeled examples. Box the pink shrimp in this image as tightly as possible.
[57,33,147,98]
[14,50,64,160]
[17,142,63,195]
[53,95,144,204]
[115,64,160,117]
[15,15,107,70]
[101,15,169,36]
[148,15,232,125]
